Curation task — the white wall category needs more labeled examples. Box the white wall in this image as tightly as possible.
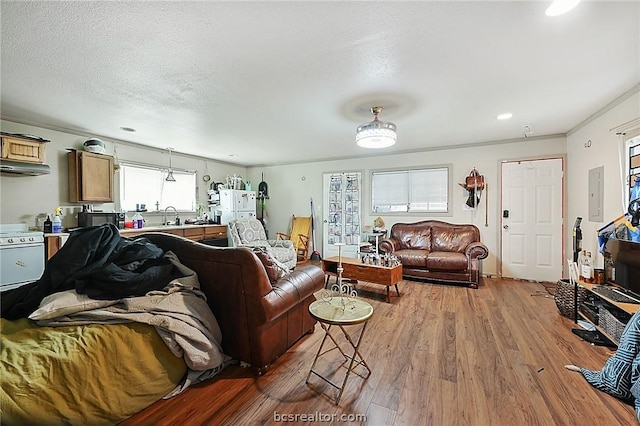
[248,136,567,277]
[0,120,246,228]
[4,87,636,279]
[566,90,640,269]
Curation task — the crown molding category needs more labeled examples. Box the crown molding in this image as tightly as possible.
[567,83,640,137]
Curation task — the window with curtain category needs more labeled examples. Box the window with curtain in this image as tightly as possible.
[119,163,196,212]
[371,166,451,214]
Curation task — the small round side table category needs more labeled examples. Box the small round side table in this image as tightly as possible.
[306,297,373,404]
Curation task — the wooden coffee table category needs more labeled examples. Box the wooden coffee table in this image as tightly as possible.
[322,256,402,303]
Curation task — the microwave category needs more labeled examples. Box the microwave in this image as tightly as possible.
[78,212,125,229]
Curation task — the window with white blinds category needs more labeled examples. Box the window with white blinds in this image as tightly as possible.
[371,166,451,213]
[119,163,196,212]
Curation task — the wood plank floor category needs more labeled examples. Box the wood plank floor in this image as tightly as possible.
[121,277,636,425]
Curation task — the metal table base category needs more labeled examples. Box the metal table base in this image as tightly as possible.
[306,319,372,404]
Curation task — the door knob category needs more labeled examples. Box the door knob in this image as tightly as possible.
[503,224,509,229]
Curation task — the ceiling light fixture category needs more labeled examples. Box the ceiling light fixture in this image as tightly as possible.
[497,113,513,120]
[356,106,397,149]
[545,0,581,16]
[165,147,176,182]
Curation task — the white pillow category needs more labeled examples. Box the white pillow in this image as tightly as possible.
[28,289,119,320]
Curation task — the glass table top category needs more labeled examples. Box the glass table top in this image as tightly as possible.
[309,297,373,325]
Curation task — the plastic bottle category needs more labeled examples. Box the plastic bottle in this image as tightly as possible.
[43,215,53,233]
[586,251,594,283]
[52,208,62,233]
[132,212,143,229]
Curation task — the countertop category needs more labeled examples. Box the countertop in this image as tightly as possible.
[44,223,226,237]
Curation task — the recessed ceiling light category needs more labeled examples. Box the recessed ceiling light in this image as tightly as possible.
[228,154,238,157]
[496,113,513,120]
[120,127,136,132]
[545,0,581,16]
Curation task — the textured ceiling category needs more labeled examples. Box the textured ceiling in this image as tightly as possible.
[1,1,638,166]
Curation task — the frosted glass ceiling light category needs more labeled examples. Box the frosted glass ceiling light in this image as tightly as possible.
[545,0,581,16]
[356,106,397,149]
[165,147,176,182]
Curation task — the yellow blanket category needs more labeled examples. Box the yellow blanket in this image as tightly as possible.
[1,318,187,425]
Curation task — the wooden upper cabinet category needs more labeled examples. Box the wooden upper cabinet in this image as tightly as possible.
[68,150,114,202]
[1,134,48,163]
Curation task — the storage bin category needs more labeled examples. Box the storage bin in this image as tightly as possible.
[598,305,630,343]
[554,279,586,320]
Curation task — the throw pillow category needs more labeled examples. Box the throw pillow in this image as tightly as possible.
[252,248,289,282]
[253,248,279,283]
[28,289,119,320]
[235,219,267,244]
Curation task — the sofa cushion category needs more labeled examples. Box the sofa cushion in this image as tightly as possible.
[393,224,431,251]
[394,249,429,268]
[427,251,467,271]
[431,225,477,252]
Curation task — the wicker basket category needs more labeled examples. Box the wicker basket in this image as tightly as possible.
[598,306,629,343]
[554,279,586,320]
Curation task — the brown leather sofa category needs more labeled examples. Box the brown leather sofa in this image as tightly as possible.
[142,232,325,375]
[379,220,488,288]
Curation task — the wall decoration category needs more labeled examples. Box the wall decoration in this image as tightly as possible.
[459,167,485,209]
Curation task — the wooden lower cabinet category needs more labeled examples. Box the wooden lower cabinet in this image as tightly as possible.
[45,225,228,260]
[122,228,183,239]
[204,226,227,240]
[183,227,205,241]
[45,235,64,260]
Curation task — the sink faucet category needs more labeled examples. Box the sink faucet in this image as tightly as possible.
[163,206,179,225]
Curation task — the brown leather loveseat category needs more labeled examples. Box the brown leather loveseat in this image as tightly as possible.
[142,232,325,375]
[379,220,488,288]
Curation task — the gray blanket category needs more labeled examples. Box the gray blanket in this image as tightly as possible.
[34,251,231,396]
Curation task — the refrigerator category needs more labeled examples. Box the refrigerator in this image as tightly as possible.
[219,189,256,225]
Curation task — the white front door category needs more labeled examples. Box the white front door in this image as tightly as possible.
[501,158,564,281]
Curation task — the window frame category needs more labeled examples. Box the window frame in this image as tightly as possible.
[370,164,453,216]
[627,135,640,200]
[118,161,197,213]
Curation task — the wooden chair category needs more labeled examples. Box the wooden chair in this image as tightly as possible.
[277,215,312,263]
